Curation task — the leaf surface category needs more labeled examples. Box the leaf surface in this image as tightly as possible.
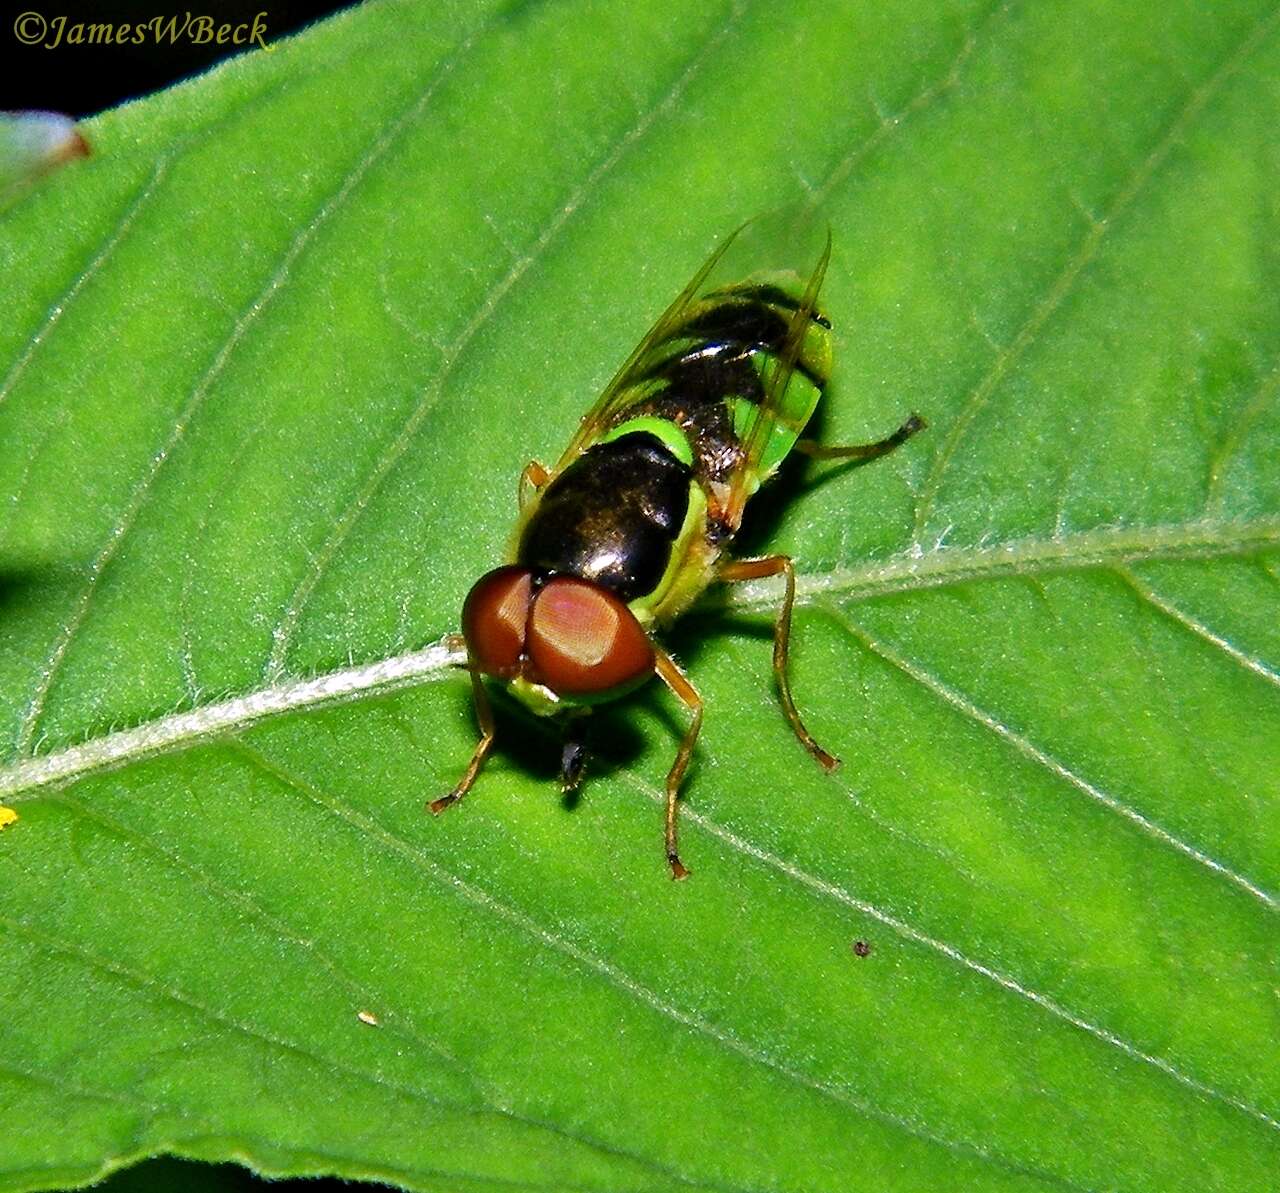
[1,1,1278,1190]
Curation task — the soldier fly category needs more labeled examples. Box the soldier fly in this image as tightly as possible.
[434,215,924,878]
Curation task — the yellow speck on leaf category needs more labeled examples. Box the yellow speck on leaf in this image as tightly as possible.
[0,806,17,830]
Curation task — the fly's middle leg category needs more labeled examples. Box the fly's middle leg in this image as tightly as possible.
[718,554,838,772]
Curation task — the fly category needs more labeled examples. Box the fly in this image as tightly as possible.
[434,215,924,878]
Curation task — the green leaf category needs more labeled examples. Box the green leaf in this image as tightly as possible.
[2,1,1278,1189]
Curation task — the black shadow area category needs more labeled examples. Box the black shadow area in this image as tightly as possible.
[85,1155,390,1191]
[1,1,356,116]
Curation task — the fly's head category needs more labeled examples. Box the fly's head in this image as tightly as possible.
[462,566,655,713]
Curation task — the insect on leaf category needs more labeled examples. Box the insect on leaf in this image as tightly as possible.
[0,2,1278,1192]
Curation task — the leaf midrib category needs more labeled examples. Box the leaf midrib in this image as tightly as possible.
[735,514,1280,609]
[2,513,1276,800]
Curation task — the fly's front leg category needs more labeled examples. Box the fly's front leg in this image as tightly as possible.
[718,555,838,772]
[518,460,551,510]
[795,412,925,462]
[653,647,703,880]
[430,664,495,814]
[560,714,590,795]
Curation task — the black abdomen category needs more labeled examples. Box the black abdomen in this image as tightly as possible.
[518,433,690,602]
[624,287,829,493]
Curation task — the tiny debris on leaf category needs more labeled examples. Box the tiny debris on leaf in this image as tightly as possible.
[0,111,90,209]
[852,939,871,958]
[357,1009,380,1026]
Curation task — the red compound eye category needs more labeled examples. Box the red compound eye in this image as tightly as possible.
[462,566,534,678]
[527,577,655,697]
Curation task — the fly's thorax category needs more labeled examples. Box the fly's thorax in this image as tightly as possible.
[513,417,723,629]
[514,429,696,603]
[599,416,692,463]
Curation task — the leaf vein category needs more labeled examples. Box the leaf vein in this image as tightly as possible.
[636,771,1280,1134]
[38,786,752,1193]
[1205,360,1280,513]
[1116,566,1280,689]
[11,11,503,755]
[0,160,169,413]
[43,789,483,1088]
[819,603,1279,915]
[233,742,1100,1192]
[0,912,516,1124]
[811,0,1010,205]
[910,3,1280,543]
[0,1055,175,1118]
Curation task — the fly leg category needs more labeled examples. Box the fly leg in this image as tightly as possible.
[518,460,551,510]
[653,647,703,880]
[718,555,838,772]
[794,412,925,462]
[429,665,495,814]
[560,715,590,795]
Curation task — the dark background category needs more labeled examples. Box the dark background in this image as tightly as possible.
[95,1156,389,1192]
[1,0,350,115]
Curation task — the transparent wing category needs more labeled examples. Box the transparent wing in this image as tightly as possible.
[551,207,832,505]
[721,220,832,529]
[551,224,747,472]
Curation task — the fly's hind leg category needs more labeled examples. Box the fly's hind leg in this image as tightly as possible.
[518,460,551,510]
[718,555,838,772]
[795,412,926,462]
[430,664,495,814]
[653,647,703,880]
